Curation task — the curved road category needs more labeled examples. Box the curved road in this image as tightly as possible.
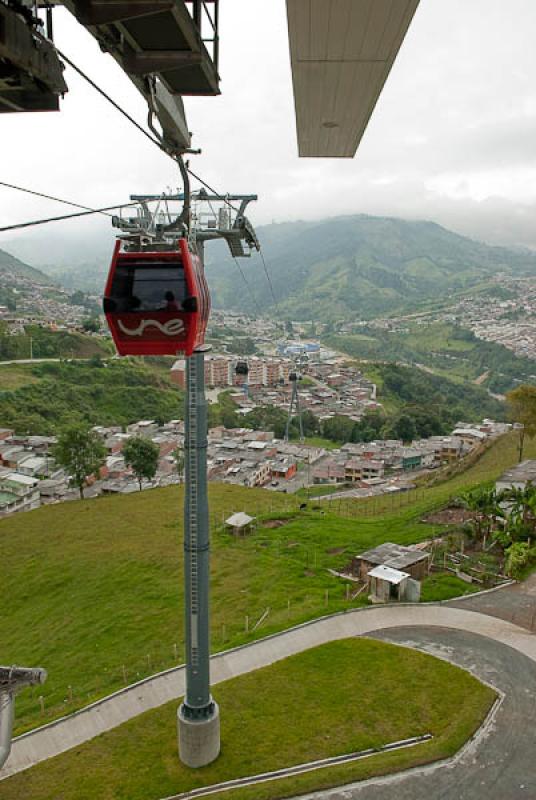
[2,602,536,783]
[295,627,536,800]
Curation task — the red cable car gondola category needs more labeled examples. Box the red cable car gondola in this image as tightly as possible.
[103,237,210,357]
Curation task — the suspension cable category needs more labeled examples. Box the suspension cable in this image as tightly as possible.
[0,201,139,234]
[0,180,114,217]
[232,256,262,317]
[186,168,240,213]
[55,46,164,152]
[258,249,278,308]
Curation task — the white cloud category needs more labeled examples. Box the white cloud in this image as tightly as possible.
[2,0,536,261]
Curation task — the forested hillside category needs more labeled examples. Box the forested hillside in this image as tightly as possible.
[0,360,183,434]
[206,215,536,320]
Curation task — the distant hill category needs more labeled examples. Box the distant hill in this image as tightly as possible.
[0,247,51,284]
[205,215,536,320]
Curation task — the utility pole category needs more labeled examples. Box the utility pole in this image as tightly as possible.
[177,346,220,767]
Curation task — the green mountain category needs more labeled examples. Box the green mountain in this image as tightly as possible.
[0,247,51,284]
[206,215,536,320]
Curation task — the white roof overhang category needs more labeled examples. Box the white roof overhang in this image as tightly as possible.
[286,0,420,157]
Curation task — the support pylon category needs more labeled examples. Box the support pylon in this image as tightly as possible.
[178,347,220,767]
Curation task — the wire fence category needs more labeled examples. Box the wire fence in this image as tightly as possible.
[14,582,360,733]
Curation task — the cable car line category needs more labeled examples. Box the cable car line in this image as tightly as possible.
[0,180,114,217]
[258,249,278,308]
[231,256,262,317]
[52,46,165,153]
[50,48,242,220]
[0,201,140,234]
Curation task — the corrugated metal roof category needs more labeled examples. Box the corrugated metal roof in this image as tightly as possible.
[368,564,409,584]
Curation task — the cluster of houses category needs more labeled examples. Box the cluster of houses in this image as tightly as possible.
[0,270,93,334]
[0,420,184,516]
[212,360,382,423]
[0,416,514,518]
[312,420,511,491]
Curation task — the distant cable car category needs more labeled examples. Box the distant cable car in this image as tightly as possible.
[103,238,210,357]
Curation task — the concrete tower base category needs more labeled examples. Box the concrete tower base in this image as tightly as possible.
[177,702,220,768]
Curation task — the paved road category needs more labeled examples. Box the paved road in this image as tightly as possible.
[297,627,536,800]
[3,603,536,781]
[450,573,536,632]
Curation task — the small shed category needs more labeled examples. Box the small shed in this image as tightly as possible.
[352,542,430,582]
[368,564,410,603]
[225,512,256,536]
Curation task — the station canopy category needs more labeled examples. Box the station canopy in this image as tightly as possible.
[286,0,420,157]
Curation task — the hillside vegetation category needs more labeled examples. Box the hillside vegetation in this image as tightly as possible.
[206,215,536,321]
[0,640,494,800]
[327,322,535,394]
[0,246,50,284]
[0,359,183,434]
[0,324,110,362]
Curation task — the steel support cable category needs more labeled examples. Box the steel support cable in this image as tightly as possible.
[258,248,278,309]
[232,256,262,317]
[0,179,114,217]
[0,201,139,234]
[54,47,165,153]
[186,168,240,213]
[52,47,241,222]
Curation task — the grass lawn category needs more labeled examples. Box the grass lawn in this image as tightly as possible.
[0,639,495,800]
[420,573,480,602]
[303,435,341,450]
[0,483,443,734]
[0,432,530,733]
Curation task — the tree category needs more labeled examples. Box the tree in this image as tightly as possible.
[387,414,417,443]
[506,385,536,461]
[460,487,502,548]
[82,317,100,333]
[123,436,160,491]
[53,426,106,499]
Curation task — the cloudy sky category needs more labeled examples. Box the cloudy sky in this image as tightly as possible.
[2,0,536,264]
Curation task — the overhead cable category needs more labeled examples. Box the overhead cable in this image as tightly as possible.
[0,202,139,234]
[232,256,262,317]
[49,47,246,220]
[0,180,114,217]
[258,249,278,308]
[55,46,164,152]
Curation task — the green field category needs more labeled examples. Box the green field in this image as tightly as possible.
[0,639,495,800]
[1,431,531,733]
[0,363,42,391]
[0,482,442,734]
[303,435,341,450]
[420,573,479,602]
[327,321,536,394]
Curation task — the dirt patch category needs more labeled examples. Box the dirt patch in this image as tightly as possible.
[326,546,346,555]
[286,541,299,548]
[423,507,474,525]
[262,519,289,529]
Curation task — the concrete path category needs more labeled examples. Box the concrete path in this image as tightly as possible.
[2,603,536,780]
[295,627,536,800]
